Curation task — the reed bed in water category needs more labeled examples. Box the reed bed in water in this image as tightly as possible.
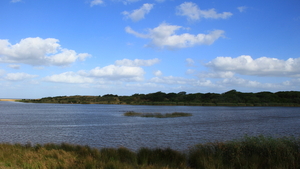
[124,111,192,118]
[0,135,299,169]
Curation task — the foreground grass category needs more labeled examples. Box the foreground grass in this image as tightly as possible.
[0,136,299,169]
[124,111,192,118]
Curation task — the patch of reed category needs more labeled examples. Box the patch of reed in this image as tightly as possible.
[1,135,299,169]
[123,111,143,116]
[188,135,300,169]
[124,111,192,118]
[137,147,187,168]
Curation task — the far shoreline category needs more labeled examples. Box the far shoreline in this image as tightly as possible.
[0,99,18,102]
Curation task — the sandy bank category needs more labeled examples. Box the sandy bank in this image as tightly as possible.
[0,99,18,102]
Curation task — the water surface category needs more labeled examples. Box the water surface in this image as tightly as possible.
[0,101,299,151]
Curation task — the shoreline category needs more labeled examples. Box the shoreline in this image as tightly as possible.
[0,99,18,102]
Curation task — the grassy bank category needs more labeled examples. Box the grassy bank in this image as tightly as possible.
[124,111,192,118]
[0,136,299,169]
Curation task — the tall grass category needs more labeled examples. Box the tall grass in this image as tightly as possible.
[0,135,299,169]
[189,135,300,169]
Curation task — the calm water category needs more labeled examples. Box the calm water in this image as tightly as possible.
[0,101,300,151]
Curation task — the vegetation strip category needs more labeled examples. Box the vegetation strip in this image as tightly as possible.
[0,135,299,169]
[124,111,192,118]
[19,90,300,107]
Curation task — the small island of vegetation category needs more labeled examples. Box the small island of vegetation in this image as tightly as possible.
[124,111,192,118]
[19,89,300,107]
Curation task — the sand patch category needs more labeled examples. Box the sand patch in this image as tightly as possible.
[0,99,18,102]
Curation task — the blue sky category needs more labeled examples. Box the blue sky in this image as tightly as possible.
[0,0,300,98]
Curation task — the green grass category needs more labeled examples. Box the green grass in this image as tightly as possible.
[124,111,192,118]
[189,135,300,169]
[0,136,299,169]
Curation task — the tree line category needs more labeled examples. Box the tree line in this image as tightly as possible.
[20,90,300,106]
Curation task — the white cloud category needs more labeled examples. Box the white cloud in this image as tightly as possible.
[206,55,300,77]
[11,0,21,3]
[122,3,154,22]
[176,2,232,21]
[121,0,141,5]
[125,27,149,38]
[153,70,162,76]
[126,23,224,49]
[43,59,152,84]
[186,58,195,67]
[44,72,94,84]
[5,72,38,81]
[186,69,195,75]
[88,65,145,81]
[8,64,20,69]
[0,37,90,66]
[90,0,104,7]
[150,76,193,85]
[218,77,286,90]
[198,71,235,78]
[237,6,247,13]
[115,58,160,67]
[284,78,300,87]
[220,77,261,88]
[0,69,6,76]
[34,66,45,70]
[150,76,216,88]
[48,49,90,66]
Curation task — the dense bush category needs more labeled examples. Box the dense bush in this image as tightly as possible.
[20,90,300,106]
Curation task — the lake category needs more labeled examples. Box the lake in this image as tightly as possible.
[0,101,299,151]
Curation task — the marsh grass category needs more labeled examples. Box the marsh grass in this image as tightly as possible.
[188,135,300,169]
[0,136,299,169]
[124,111,192,118]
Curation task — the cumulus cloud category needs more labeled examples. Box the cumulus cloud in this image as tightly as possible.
[0,69,6,76]
[5,72,38,81]
[87,65,145,81]
[186,69,195,75]
[176,2,232,21]
[220,77,261,88]
[218,77,286,90]
[153,70,162,76]
[150,76,215,88]
[198,71,235,78]
[125,27,149,38]
[150,76,193,84]
[115,58,160,67]
[43,58,160,84]
[186,58,195,67]
[206,55,300,77]
[122,3,154,22]
[0,37,90,66]
[125,23,224,49]
[90,0,104,7]
[237,6,247,12]
[8,64,20,69]
[43,72,94,84]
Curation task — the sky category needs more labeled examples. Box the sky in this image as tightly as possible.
[0,0,300,98]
